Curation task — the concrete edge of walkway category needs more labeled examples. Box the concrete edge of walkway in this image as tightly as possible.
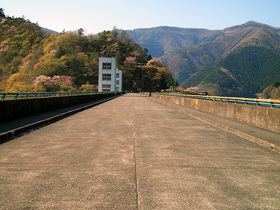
[0,95,120,144]
[150,97,280,153]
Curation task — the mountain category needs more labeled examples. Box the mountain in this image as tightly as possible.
[127,21,280,97]
[159,22,280,85]
[224,21,280,32]
[178,23,280,96]
[261,82,280,99]
[126,22,280,89]
[41,27,59,34]
[182,46,280,97]
[126,26,220,58]
[126,22,280,58]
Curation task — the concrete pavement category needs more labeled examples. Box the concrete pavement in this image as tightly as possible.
[150,96,280,150]
[0,93,280,209]
[0,96,118,141]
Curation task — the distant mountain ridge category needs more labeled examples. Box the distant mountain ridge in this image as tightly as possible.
[126,21,280,58]
[160,22,280,84]
[224,21,280,32]
[126,21,280,97]
[127,26,220,58]
[41,27,59,34]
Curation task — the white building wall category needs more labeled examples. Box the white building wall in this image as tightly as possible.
[116,69,122,92]
[98,57,117,92]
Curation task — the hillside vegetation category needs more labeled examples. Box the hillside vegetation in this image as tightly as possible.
[160,23,280,85]
[127,21,280,98]
[0,13,173,92]
[261,82,280,99]
[182,46,280,96]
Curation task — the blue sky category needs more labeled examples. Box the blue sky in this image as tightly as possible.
[1,0,280,34]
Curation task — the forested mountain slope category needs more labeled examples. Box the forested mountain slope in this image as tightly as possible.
[160,22,280,85]
[127,22,280,94]
[181,46,280,97]
[127,26,219,58]
[0,14,173,92]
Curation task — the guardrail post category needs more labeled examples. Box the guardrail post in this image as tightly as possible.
[1,92,7,100]
[25,92,30,99]
[14,93,18,100]
[254,99,259,106]
[268,99,272,108]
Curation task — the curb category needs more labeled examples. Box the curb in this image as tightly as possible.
[0,95,119,144]
[150,97,280,153]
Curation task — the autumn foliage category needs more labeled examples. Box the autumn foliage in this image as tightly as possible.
[0,14,174,92]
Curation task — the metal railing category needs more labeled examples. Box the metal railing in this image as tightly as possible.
[155,93,280,108]
[0,91,116,100]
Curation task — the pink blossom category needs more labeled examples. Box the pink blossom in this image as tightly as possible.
[124,56,136,64]
[147,58,163,67]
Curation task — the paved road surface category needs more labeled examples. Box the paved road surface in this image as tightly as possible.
[1,93,280,209]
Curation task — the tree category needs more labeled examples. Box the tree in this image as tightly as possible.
[124,56,136,65]
[147,58,163,67]
[0,8,5,18]
[80,82,97,92]
[34,75,60,91]
[78,28,84,36]
[5,72,33,92]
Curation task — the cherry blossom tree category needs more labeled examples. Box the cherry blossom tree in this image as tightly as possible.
[124,56,136,65]
[147,58,163,67]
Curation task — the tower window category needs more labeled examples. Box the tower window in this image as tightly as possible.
[102,74,111,81]
[102,63,112,70]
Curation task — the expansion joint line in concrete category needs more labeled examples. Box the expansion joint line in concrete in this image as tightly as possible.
[150,98,280,153]
[132,99,139,209]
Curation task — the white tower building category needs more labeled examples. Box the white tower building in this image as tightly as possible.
[115,69,122,92]
[98,57,122,92]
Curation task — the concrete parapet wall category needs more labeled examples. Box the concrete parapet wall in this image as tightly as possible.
[152,94,280,133]
[0,93,117,122]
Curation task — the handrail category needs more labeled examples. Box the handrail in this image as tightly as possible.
[154,93,280,108]
[0,91,118,100]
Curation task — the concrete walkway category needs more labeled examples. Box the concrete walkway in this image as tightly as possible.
[0,93,280,209]
[150,95,280,149]
[0,96,117,135]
